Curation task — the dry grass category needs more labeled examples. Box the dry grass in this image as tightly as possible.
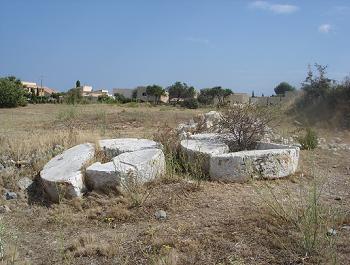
[0,104,349,264]
[65,233,119,258]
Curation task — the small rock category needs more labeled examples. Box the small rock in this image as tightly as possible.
[5,191,17,200]
[155,210,167,220]
[17,177,33,190]
[334,137,342,144]
[0,163,4,172]
[341,225,350,230]
[327,228,336,236]
[0,205,11,213]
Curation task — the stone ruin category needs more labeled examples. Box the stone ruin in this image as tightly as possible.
[40,138,165,202]
[40,111,300,202]
[177,111,300,182]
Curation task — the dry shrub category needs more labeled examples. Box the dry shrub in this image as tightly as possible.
[218,105,275,151]
[153,123,210,184]
[66,234,118,258]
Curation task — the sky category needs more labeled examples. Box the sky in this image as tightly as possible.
[0,0,349,95]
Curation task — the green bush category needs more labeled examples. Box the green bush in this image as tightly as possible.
[114,93,132,103]
[65,88,83,104]
[181,98,199,109]
[298,128,318,150]
[0,76,27,108]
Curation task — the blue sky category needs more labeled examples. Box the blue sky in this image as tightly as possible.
[0,0,349,95]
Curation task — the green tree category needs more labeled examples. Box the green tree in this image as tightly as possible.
[198,87,232,105]
[65,87,82,104]
[198,88,215,105]
[76,80,81,88]
[0,76,27,108]
[274,82,296,95]
[301,64,333,101]
[146,85,166,104]
[167,82,195,103]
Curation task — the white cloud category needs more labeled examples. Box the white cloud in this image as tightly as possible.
[249,1,299,14]
[318,24,332,33]
[185,37,209,44]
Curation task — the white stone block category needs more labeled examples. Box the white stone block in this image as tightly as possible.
[99,138,162,158]
[180,139,229,174]
[40,143,95,202]
[113,148,166,184]
[210,146,299,182]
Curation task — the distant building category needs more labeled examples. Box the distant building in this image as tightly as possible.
[79,85,93,96]
[22,81,57,97]
[89,89,110,98]
[112,88,135,99]
[213,93,250,106]
[212,90,301,107]
[74,85,112,101]
[249,90,301,106]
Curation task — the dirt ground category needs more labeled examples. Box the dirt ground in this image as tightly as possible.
[0,104,349,265]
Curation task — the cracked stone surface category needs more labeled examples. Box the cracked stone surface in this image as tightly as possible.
[99,138,162,158]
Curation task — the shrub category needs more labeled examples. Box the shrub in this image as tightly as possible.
[98,94,116,104]
[218,104,274,151]
[114,93,132,104]
[181,98,199,109]
[65,88,83,104]
[0,76,27,108]
[298,128,318,150]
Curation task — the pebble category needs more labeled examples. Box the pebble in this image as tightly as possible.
[327,228,337,236]
[5,191,17,200]
[17,177,33,190]
[155,210,167,220]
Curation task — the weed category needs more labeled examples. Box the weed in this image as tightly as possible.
[298,128,318,150]
[256,179,341,263]
[120,171,150,208]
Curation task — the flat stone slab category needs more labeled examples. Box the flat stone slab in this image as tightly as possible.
[40,143,95,202]
[210,146,299,182]
[180,139,229,174]
[181,139,229,156]
[99,138,162,158]
[113,149,166,184]
[86,148,166,191]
